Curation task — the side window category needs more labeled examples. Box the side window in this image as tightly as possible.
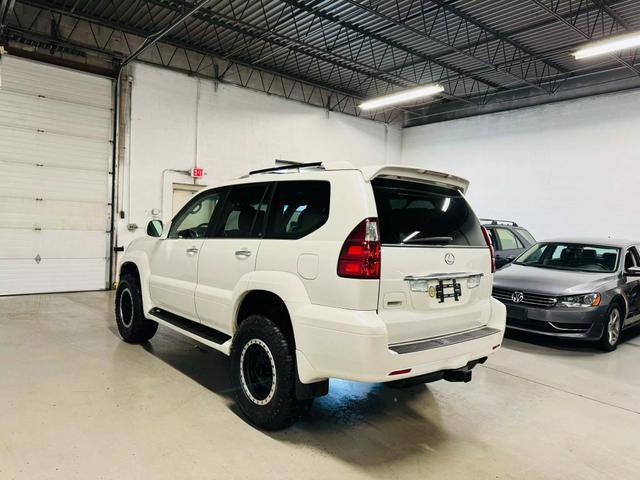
[213,184,269,238]
[265,181,330,239]
[486,228,498,250]
[496,228,523,250]
[625,248,639,270]
[515,228,536,246]
[168,191,223,239]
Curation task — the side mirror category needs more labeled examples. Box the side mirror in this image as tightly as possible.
[147,220,163,237]
[626,266,640,276]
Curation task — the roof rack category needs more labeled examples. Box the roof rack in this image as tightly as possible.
[480,218,519,227]
[248,162,324,176]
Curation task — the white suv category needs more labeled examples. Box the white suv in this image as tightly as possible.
[115,162,506,429]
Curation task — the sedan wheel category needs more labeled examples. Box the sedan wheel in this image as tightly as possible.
[599,305,622,351]
[608,309,621,345]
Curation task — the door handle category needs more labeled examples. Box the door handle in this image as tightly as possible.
[186,246,199,255]
[235,249,252,258]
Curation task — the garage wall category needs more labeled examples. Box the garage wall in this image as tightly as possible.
[118,63,401,250]
[401,90,640,241]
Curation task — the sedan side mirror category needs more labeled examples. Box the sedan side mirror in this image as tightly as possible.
[147,220,163,237]
[626,266,640,277]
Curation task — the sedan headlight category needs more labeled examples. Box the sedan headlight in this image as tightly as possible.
[557,293,601,307]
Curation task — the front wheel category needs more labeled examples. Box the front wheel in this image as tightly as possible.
[598,304,622,352]
[230,314,311,430]
[115,274,158,343]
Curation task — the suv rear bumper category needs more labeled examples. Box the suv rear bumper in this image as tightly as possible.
[293,297,506,384]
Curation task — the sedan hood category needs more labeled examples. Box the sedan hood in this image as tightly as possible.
[493,263,618,295]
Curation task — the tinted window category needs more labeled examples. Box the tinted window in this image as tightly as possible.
[496,228,523,249]
[515,227,536,246]
[516,243,620,273]
[168,191,223,239]
[371,178,485,246]
[625,248,639,270]
[213,184,269,238]
[485,228,498,250]
[265,181,330,239]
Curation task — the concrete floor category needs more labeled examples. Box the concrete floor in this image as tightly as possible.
[1,292,640,480]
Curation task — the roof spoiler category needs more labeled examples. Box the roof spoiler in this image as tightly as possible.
[360,165,470,193]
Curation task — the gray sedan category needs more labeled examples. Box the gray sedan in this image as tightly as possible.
[493,238,640,351]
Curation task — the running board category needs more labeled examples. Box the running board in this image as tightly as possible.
[389,327,501,354]
[148,308,232,354]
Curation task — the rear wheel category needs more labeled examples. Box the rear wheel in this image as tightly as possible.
[230,314,311,430]
[115,274,158,343]
[598,304,622,351]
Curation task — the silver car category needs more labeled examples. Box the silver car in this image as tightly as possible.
[493,238,640,351]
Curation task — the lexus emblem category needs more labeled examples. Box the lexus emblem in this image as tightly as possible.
[512,291,524,303]
[444,253,455,265]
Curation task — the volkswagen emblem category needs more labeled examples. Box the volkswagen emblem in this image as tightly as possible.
[444,253,455,265]
[512,291,524,303]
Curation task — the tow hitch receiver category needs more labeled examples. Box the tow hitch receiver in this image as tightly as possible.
[443,368,473,383]
[443,357,487,383]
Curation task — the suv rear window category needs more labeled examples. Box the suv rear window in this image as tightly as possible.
[265,181,330,239]
[371,178,485,247]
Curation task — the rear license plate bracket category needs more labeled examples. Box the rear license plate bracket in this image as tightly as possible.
[435,279,462,304]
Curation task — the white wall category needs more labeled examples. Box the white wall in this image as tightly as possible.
[118,62,401,248]
[401,90,640,241]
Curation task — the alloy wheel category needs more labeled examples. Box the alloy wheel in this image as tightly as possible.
[240,338,277,406]
[607,308,621,346]
[119,288,134,328]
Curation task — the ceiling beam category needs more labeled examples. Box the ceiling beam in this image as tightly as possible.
[121,0,213,68]
[530,0,640,77]
[277,0,502,93]
[343,0,555,95]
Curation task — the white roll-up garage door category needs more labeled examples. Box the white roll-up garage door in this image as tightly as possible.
[0,55,113,295]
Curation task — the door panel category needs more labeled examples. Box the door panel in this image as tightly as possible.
[148,239,203,319]
[196,239,261,332]
[372,178,492,344]
[148,191,223,320]
[623,247,640,323]
[195,183,269,332]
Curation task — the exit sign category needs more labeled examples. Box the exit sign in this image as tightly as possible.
[191,167,205,178]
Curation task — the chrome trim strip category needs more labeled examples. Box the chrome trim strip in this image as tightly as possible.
[548,322,590,332]
[405,272,484,281]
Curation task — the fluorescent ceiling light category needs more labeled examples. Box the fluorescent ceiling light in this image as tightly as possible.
[573,31,640,59]
[359,84,445,110]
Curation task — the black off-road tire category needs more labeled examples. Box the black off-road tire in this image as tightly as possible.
[115,274,158,343]
[598,303,623,352]
[230,314,312,430]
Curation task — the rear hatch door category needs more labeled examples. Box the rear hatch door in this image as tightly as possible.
[371,177,493,345]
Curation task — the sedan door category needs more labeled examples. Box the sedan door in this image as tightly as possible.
[622,247,640,325]
[195,183,270,333]
[148,190,224,320]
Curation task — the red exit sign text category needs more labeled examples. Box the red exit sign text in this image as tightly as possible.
[191,167,205,178]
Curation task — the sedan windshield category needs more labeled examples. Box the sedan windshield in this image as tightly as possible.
[515,243,620,273]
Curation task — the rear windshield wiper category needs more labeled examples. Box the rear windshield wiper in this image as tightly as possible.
[402,236,453,245]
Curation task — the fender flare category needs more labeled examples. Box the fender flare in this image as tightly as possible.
[231,270,311,334]
[118,252,153,313]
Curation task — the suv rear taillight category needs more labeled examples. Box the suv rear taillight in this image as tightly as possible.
[481,225,496,273]
[337,218,381,279]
